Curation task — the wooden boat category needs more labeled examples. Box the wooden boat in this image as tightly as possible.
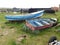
[26,18,57,31]
[5,10,44,21]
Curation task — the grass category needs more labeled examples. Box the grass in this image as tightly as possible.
[0,12,60,45]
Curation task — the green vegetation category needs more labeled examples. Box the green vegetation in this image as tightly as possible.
[0,12,60,45]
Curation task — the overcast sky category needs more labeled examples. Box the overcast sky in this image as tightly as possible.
[0,0,60,8]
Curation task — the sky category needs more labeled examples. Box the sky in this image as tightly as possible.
[0,0,60,8]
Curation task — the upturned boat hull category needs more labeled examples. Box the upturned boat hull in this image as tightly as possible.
[26,18,57,31]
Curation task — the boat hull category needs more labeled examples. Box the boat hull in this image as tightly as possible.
[25,18,57,31]
[5,10,44,21]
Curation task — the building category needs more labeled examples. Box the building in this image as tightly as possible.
[59,4,60,11]
[51,7,59,12]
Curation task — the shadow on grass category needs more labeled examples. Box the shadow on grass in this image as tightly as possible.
[22,25,53,37]
[5,20,25,24]
[4,21,25,28]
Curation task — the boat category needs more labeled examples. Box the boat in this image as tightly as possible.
[5,10,44,21]
[26,18,57,31]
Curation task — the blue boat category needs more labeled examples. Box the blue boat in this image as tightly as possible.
[5,10,44,21]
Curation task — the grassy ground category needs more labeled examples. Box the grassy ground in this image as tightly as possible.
[0,12,60,45]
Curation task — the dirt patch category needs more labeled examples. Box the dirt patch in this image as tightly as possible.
[16,34,27,44]
[2,31,9,36]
